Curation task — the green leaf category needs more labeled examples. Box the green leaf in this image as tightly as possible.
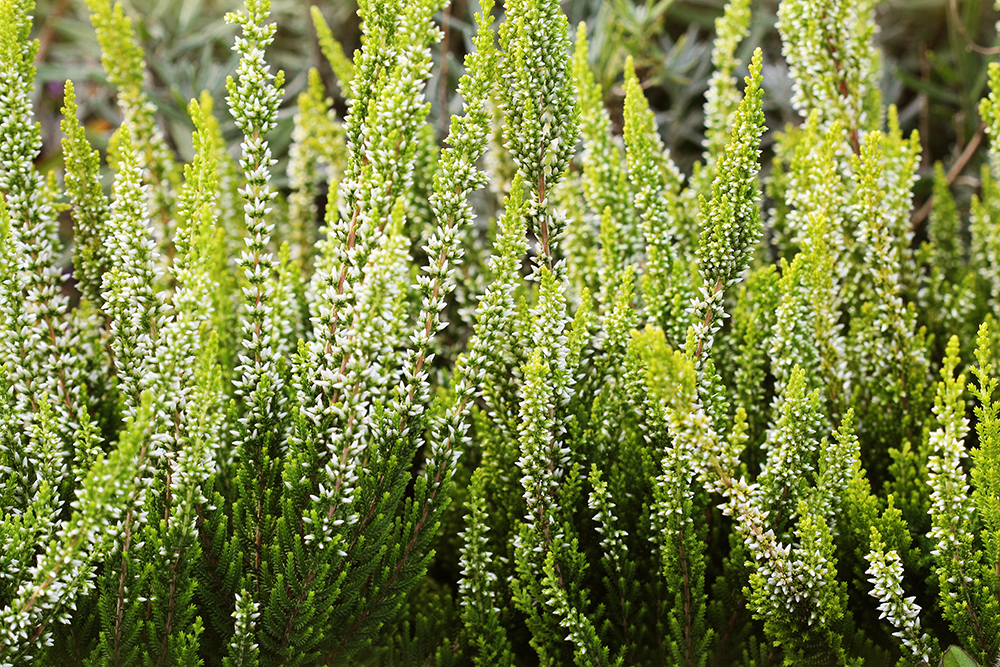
[941,646,979,667]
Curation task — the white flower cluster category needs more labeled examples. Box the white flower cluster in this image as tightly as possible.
[60,81,111,308]
[412,0,494,360]
[516,348,565,549]
[755,367,822,523]
[389,0,500,501]
[851,132,904,315]
[460,175,528,444]
[723,476,799,614]
[927,337,975,566]
[770,254,823,397]
[0,0,78,449]
[652,399,700,557]
[784,113,851,263]
[776,0,880,136]
[730,478,845,632]
[396,0,498,492]
[696,49,765,293]
[532,270,573,408]
[150,99,226,548]
[0,396,151,664]
[539,553,607,665]
[102,126,164,422]
[691,49,765,365]
[331,0,441,285]
[773,121,849,399]
[975,64,1000,315]
[293,2,444,535]
[459,472,502,615]
[226,0,286,427]
[878,111,920,254]
[970,191,1000,318]
[865,527,933,663]
[163,101,222,424]
[498,0,578,270]
[623,65,683,331]
[226,589,261,666]
[588,470,628,575]
[698,371,859,638]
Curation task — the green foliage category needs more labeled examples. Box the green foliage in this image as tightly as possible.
[3,0,1000,665]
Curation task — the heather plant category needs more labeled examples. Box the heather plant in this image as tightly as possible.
[2,0,1000,665]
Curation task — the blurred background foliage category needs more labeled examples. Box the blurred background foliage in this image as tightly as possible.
[27,0,1000,218]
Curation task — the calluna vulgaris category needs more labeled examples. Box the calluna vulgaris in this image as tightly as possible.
[1,0,1000,664]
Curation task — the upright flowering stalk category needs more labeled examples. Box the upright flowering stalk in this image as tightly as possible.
[845,130,913,382]
[0,203,13,439]
[61,84,116,435]
[622,59,684,341]
[641,333,714,667]
[776,0,881,150]
[225,590,261,667]
[702,0,752,170]
[497,0,579,273]
[488,2,624,664]
[974,63,1000,316]
[102,126,164,422]
[292,0,443,551]
[586,467,631,656]
[323,0,500,656]
[86,0,180,251]
[865,525,937,664]
[0,200,65,631]
[970,322,1000,637]
[922,163,976,346]
[770,213,844,405]
[772,0,927,472]
[460,469,516,667]
[512,340,611,667]
[571,24,633,290]
[692,364,859,663]
[457,179,531,652]
[727,265,778,449]
[61,81,111,309]
[164,97,223,450]
[0,0,78,456]
[754,368,825,535]
[138,96,225,666]
[926,336,999,662]
[690,49,765,363]
[514,346,563,556]
[401,0,497,449]
[0,0,35,458]
[286,68,345,272]
[216,4,291,659]
[91,124,170,667]
[227,0,285,430]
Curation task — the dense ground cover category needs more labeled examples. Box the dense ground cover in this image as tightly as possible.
[2,0,1000,666]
